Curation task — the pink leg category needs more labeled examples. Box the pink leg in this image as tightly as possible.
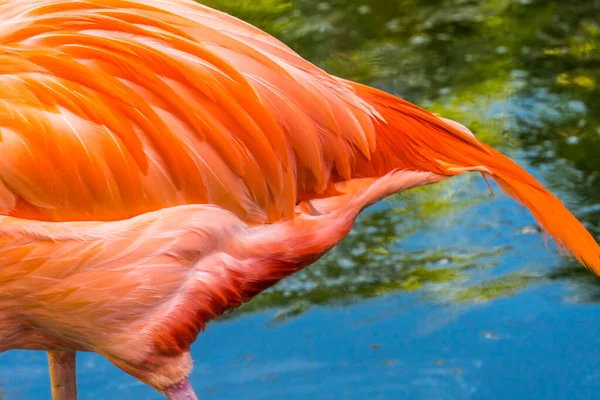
[47,350,77,400]
[164,378,198,400]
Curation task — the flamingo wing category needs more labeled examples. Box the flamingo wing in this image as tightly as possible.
[0,0,386,224]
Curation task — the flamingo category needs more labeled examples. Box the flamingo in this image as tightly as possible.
[0,0,598,399]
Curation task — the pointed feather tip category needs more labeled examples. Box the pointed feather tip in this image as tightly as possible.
[492,174,600,277]
[440,162,600,276]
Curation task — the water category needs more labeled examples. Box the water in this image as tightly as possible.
[1,0,599,398]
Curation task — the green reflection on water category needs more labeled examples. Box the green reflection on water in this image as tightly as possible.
[200,0,600,319]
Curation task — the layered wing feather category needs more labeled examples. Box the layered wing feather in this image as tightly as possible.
[0,0,380,223]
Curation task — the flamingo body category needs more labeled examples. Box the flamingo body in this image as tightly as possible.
[0,0,598,397]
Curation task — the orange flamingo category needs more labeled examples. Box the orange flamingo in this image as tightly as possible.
[0,0,598,399]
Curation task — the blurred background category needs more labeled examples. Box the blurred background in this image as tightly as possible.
[1,0,599,398]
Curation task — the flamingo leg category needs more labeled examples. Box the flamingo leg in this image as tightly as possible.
[164,378,198,400]
[47,350,78,400]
